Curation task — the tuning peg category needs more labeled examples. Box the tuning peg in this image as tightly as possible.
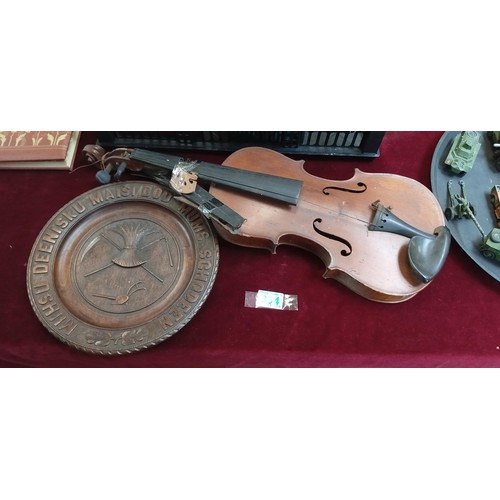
[114,161,127,180]
[96,164,113,184]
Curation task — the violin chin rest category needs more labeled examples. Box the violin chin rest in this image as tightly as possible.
[408,226,451,283]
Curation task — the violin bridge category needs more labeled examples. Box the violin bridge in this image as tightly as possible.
[170,163,199,194]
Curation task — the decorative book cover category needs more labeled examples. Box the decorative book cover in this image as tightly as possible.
[0,131,80,169]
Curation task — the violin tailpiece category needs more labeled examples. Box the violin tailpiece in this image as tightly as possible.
[368,202,450,283]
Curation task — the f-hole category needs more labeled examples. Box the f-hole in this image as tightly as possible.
[313,218,352,256]
[322,182,367,195]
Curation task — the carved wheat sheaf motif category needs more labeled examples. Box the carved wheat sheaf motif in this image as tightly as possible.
[111,223,157,268]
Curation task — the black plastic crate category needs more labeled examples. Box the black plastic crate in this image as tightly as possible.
[96,131,384,158]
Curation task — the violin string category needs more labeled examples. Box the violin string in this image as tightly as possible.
[299,197,373,227]
[69,158,100,174]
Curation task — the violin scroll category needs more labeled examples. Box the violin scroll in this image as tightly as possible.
[82,144,106,164]
[83,145,144,184]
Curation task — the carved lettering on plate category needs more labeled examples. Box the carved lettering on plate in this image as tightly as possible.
[27,181,219,355]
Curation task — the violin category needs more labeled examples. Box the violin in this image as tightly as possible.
[85,145,450,303]
[209,147,450,303]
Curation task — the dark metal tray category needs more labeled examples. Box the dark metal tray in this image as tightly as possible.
[430,131,500,282]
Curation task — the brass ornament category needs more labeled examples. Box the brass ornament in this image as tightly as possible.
[27,181,219,355]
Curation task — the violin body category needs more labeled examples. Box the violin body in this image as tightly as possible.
[210,147,446,303]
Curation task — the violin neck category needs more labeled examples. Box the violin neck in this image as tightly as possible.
[130,149,303,206]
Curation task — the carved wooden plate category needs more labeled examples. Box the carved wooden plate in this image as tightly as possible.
[27,181,219,354]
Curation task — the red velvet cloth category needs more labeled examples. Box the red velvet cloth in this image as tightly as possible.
[1,132,499,367]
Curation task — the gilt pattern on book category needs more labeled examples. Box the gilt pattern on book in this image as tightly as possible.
[0,131,80,169]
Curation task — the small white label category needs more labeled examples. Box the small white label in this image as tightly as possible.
[255,290,285,310]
